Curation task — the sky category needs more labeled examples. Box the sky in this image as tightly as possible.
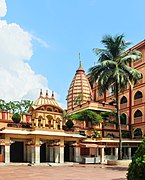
[0,0,145,108]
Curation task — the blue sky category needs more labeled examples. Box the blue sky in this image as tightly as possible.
[1,0,145,108]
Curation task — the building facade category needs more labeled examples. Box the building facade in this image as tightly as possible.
[0,40,145,165]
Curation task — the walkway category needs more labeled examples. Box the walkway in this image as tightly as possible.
[0,164,128,180]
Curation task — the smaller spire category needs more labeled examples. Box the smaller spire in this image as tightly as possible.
[46,90,48,98]
[40,89,43,97]
[51,91,54,99]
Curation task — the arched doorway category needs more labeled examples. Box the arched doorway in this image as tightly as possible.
[40,143,46,162]
[10,142,24,162]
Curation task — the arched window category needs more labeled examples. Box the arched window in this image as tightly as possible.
[134,110,143,118]
[134,128,142,138]
[120,96,127,104]
[120,113,127,124]
[134,91,143,100]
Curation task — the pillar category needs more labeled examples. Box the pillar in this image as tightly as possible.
[128,147,131,159]
[42,119,45,128]
[34,137,40,164]
[46,144,49,162]
[111,148,113,156]
[59,139,64,163]
[31,145,35,163]
[23,142,27,162]
[115,147,118,160]
[26,145,31,163]
[60,120,62,130]
[5,144,10,163]
[74,146,81,163]
[5,136,10,164]
[100,147,104,164]
[49,146,54,162]
[53,120,56,129]
[54,146,59,163]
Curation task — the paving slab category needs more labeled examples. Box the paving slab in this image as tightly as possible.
[0,164,128,180]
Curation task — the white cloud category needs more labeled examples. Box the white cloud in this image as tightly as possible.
[0,0,62,106]
[31,34,49,48]
[0,0,7,17]
[0,20,51,102]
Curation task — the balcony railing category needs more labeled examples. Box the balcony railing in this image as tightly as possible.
[134,117,142,124]
[134,98,142,105]
[120,103,127,109]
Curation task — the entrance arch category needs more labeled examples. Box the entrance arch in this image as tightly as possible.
[10,142,24,162]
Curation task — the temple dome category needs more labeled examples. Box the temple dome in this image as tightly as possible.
[67,62,92,110]
[32,90,63,112]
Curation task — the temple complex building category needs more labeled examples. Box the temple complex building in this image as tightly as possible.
[0,40,145,164]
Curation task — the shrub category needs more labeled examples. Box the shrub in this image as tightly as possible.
[66,120,74,129]
[12,113,21,123]
[127,137,145,179]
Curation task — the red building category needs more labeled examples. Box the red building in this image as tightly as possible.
[66,40,145,162]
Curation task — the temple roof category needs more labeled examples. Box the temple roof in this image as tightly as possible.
[67,62,92,110]
[32,90,63,111]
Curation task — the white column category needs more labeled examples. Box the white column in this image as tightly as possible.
[74,146,81,163]
[115,147,118,160]
[128,147,131,159]
[54,147,59,163]
[111,148,113,156]
[46,145,49,162]
[31,145,35,163]
[100,147,104,164]
[49,147,54,162]
[23,142,27,162]
[35,145,40,164]
[26,145,31,163]
[5,145,10,163]
[59,139,64,163]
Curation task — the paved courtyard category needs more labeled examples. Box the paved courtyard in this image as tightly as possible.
[0,164,128,180]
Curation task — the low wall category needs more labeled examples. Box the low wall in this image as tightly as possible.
[107,159,132,166]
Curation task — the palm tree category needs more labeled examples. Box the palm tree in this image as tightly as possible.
[88,34,142,160]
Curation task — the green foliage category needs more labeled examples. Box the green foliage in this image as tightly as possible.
[74,94,87,105]
[70,110,103,125]
[12,113,21,123]
[121,131,130,138]
[127,137,145,179]
[92,130,101,138]
[0,99,33,114]
[65,120,74,129]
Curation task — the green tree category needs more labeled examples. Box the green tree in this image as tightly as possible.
[70,110,103,126]
[88,34,142,159]
[127,137,145,179]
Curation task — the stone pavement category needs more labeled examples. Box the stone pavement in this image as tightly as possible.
[0,164,128,180]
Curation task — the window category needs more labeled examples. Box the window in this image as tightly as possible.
[120,96,127,104]
[134,110,142,118]
[120,113,127,124]
[134,91,143,100]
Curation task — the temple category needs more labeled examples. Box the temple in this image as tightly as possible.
[0,40,145,164]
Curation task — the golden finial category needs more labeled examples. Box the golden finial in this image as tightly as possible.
[51,91,54,98]
[40,89,43,97]
[46,90,48,98]
[78,52,82,68]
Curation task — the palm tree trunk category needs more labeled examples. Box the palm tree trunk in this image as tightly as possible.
[115,82,122,160]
